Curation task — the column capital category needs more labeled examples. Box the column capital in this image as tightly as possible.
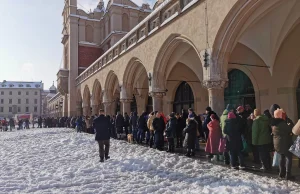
[202,79,228,89]
[149,91,166,98]
[103,101,113,106]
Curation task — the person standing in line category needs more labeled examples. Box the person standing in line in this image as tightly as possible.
[76,116,83,133]
[147,112,156,147]
[124,112,130,136]
[165,112,177,152]
[93,109,111,163]
[115,112,124,139]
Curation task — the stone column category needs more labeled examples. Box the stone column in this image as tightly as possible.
[120,99,132,115]
[103,102,113,116]
[150,92,166,112]
[92,104,100,115]
[202,80,227,116]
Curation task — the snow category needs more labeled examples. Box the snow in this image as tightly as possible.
[0,128,299,193]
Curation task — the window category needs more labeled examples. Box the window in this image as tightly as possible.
[26,91,29,95]
[0,99,3,104]
[9,99,12,104]
[35,91,38,95]
[0,91,3,95]
[9,107,12,112]
[26,107,29,112]
[173,82,194,113]
[0,107,3,112]
[18,91,21,95]
[18,107,21,112]
[18,99,21,104]
[26,99,29,104]
[9,91,12,95]
[34,106,37,112]
[34,99,38,104]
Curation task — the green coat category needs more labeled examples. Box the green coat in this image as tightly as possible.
[271,118,293,155]
[252,115,272,145]
[220,110,228,136]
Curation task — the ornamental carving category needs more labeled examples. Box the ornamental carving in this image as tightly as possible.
[149,91,166,98]
[202,79,228,89]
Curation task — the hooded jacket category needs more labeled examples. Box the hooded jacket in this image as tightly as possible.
[271,118,293,155]
[252,115,272,145]
[220,109,229,136]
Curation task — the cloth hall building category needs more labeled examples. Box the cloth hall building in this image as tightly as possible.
[53,0,300,122]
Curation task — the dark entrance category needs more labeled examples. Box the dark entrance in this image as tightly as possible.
[225,69,256,109]
[115,98,120,115]
[297,79,300,119]
[131,95,137,113]
[173,81,194,114]
[146,96,153,113]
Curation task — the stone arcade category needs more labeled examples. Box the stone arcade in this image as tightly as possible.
[54,0,300,121]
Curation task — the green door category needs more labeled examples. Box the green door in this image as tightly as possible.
[225,69,256,110]
[297,79,300,119]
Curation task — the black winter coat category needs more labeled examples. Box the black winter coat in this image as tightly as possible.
[124,115,130,127]
[183,119,198,148]
[224,118,243,152]
[115,115,124,128]
[130,114,138,129]
[93,115,111,141]
[137,116,147,131]
[152,117,165,133]
[166,117,177,138]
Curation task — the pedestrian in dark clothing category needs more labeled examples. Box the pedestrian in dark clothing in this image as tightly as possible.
[93,109,111,162]
[224,112,245,169]
[137,112,148,144]
[38,117,42,128]
[130,112,138,141]
[152,112,165,150]
[183,117,198,157]
[76,116,83,133]
[165,112,177,152]
[115,112,124,139]
[124,112,130,136]
[271,109,295,180]
[176,113,184,148]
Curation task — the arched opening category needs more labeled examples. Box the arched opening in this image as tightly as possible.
[83,86,91,116]
[85,25,94,42]
[297,79,300,119]
[104,71,120,116]
[225,69,255,109]
[146,96,153,113]
[122,13,129,32]
[173,81,194,113]
[130,95,137,113]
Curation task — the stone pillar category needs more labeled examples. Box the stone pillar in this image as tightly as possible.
[202,80,227,116]
[120,99,132,115]
[150,92,166,112]
[92,104,100,115]
[103,102,113,116]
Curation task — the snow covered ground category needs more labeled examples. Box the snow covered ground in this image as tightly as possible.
[0,128,299,194]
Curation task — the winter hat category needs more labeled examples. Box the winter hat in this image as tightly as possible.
[226,104,234,111]
[206,107,212,112]
[254,109,261,117]
[169,112,175,118]
[210,114,217,120]
[270,104,280,117]
[236,106,244,112]
[228,112,236,119]
[274,109,286,120]
[188,113,195,118]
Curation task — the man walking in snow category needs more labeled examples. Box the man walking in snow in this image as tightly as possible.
[93,109,111,162]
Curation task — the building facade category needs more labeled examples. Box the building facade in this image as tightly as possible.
[0,81,44,118]
[57,0,300,122]
[41,83,57,117]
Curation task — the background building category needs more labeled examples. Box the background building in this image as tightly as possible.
[0,80,44,118]
[41,82,57,117]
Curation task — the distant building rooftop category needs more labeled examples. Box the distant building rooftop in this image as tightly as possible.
[0,80,44,89]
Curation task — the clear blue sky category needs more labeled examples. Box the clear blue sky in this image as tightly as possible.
[0,0,155,90]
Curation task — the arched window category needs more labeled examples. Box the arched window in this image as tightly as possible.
[297,79,300,119]
[131,95,137,113]
[225,69,255,109]
[85,25,94,42]
[173,82,194,114]
[122,13,129,32]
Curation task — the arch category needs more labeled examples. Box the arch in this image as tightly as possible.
[122,13,130,32]
[85,25,94,42]
[173,81,194,113]
[83,85,91,107]
[212,0,300,76]
[91,79,102,108]
[153,34,203,90]
[104,71,120,99]
[225,69,256,109]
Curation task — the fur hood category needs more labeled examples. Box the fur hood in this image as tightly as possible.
[292,119,300,136]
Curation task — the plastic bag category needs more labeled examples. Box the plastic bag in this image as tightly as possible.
[289,136,300,158]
